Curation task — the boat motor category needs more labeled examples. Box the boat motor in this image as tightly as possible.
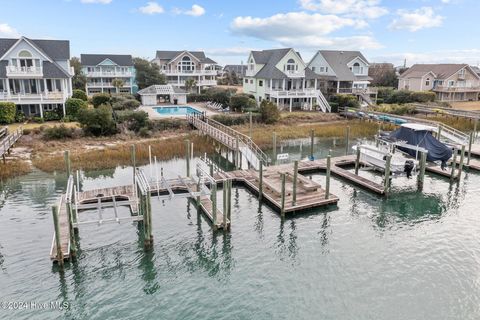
[404,160,415,179]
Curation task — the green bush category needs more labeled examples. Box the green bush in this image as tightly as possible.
[259,100,280,124]
[375,104,416,115]
[22,128,32,135]
[410,91,435,103]
[0,102,17,124]
[33,117,44,123]
[77,104,117,136]
[331,94,360,109]
[187,94,210,103]
[116,110,149,132]
[15,110,26,123]
[230,94,257,112]
[376,87,395,100]
[138,127,151,137]
[44,110,62,121]
[92,93,111,108]
[328,102,339,113]
[43,125,75,140]
[385,90,412,104]
[150,119,187,131]
[72,89,88,101]
[111,95,141,111]
[66,98,88,119]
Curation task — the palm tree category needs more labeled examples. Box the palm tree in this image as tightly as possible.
[112,78,125,93]
[185,79,197,93]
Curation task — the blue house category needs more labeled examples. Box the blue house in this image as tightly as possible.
[80,54,137,95]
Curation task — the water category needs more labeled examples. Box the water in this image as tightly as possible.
[0,141,480,319]
[154,106,200,116]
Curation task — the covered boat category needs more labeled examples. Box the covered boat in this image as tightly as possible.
[388,123,452,166]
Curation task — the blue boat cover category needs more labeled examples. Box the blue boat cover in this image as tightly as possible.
[389,126,452,162]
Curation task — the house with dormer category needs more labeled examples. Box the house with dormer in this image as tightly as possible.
[398,64,480,101]
[81,54,137,95]
[308,50,376,103]
[152,51,217,93]
[0,36,73,118]
[243,48,330,112]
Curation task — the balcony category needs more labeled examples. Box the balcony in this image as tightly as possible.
[284,70,305,78]
[0,91,64,102]
[337,87,378,95]
[168,80,217,86]
[87,82,132,87]
[265,88,319,98]
[6,66,43,78]
[86,71,133,77]
[161,69,217,76]
[433,85,480,92]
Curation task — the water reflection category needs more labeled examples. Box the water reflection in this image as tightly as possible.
[83,168,116,180]
[276,220,298,264]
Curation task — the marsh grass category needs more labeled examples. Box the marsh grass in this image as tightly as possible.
[421,115,476,132]
[234,120,395,148]
[0,160,31,181]
[32,134,215,173]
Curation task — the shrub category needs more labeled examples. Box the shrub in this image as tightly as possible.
[0,102,17,124]
[116,110,149,132]
[111,95,141,111]
[328,102,339,112]
[230,94,257,112]
[150,119,187,131]
[22,128,32,135]
[138,127,151,137]
[376,87,395,100]
[66,98,88,119]
[44,110,62,121]
[259,100,280,124]
[92,93,111,108]
[385,90,413,104]
[15,110,26,123]
[77,104,117,136]
[331,94,360,109]
[375,104,416,115]
[33,117,44,123]
[187,94,209,103]
[43,125,75,140]
[410,91,435,103]
[72,89,88,101]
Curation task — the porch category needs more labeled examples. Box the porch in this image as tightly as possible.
[16,103,65,118]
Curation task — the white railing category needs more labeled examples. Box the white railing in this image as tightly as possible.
[284,70,305,78]
[0,91,64,101]
[86,71,133,77]
[434,85,480,92]
[265,88,319,98]
[6,66,43,76]
[162,70,217,75]
[87,82,132,87]
[169,80,217,86]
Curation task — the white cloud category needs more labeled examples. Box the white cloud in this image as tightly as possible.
[173,4,206,17]
[389,7,443,32]
[299,0,388,19]
[0,23,19,37]
[372,49,480,66]
[231,12,381,49]
[80,0,112,4]
[139,2,164,15]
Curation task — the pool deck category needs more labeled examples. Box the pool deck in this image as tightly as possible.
[139,103,220,119]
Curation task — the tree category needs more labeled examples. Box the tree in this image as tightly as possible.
[92,93,111,108]
[72,89,88,101]
[133,57,166,90]
[70,57,87,90]
[368,63,398,87]
[259,100,280,124]
[0,102,17,124]
[65,98,88,119]
[77,104,117,136]
[185,79,197,93]
[112,78,125,93]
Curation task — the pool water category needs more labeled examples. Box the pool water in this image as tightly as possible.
[154,106,200,116]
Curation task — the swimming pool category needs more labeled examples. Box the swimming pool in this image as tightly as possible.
[154,105,201,116]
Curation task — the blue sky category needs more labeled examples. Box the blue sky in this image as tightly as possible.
[0,0,478,66]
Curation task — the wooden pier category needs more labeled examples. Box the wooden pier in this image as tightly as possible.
[0,127,22,163]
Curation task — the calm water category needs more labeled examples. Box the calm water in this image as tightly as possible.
[154,106,200,116]
[0,139,479,320]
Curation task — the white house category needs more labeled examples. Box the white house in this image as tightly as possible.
[308,50,376,103]
[138,84,187,106]
[152,50,217,93]
[0,36,73,117]
[81,54,138,96]
[243,48,330,112]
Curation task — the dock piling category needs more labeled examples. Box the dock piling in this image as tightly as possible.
[417,151,427,190]
[467,132,473,166]
[384,154,392,194]
[325,152,331,199]
[280,173,286,218]
[354,145,361,175]
[211,182,217,229]
[227,179,232,227]
[458,145,465,181]
[52,205,63,266]
[131,145,136,188]
[64,150,71,177]
[450,147,457,182]
[185,139,191,177]
[292,160,298,206]
[272,132,277,165]
[345,126,350,156]
[258,161,263,202]
[249,111,253,138]
[310,129,314,160]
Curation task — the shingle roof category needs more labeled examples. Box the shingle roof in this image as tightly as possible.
[250,48,295,79]
[80,54,133,66]
[399,64,469,79]
[155,50,217,64]
[0,37,70,60]
[311,50,370,81]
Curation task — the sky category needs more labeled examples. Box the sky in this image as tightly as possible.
[0,0,479,66]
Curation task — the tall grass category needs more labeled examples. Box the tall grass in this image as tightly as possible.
[234,120,395,148]
[423,115,476,132]
[33,134,215,173]
[0,160,31,181]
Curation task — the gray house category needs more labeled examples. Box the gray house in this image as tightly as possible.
[0,36,73,117]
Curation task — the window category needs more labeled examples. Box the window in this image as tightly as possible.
[448,80,455,87]
[259,80,263,87]
[320,67,325,72]
[18,50,32,58]
[312,67,316,72]
[249,58,255,71]
[178,55,195,72]
[286,58,296,72]
[458,68,465,77]
[250,79,253,84]
[325,67,328,72]
[245,78,248,84]
[352,62,361,74]
[425,78,430,86]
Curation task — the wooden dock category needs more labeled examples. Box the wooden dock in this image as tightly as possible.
[0,127,22,162]
[50,195,71,261]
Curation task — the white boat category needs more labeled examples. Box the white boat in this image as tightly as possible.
[352,144,418,177]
